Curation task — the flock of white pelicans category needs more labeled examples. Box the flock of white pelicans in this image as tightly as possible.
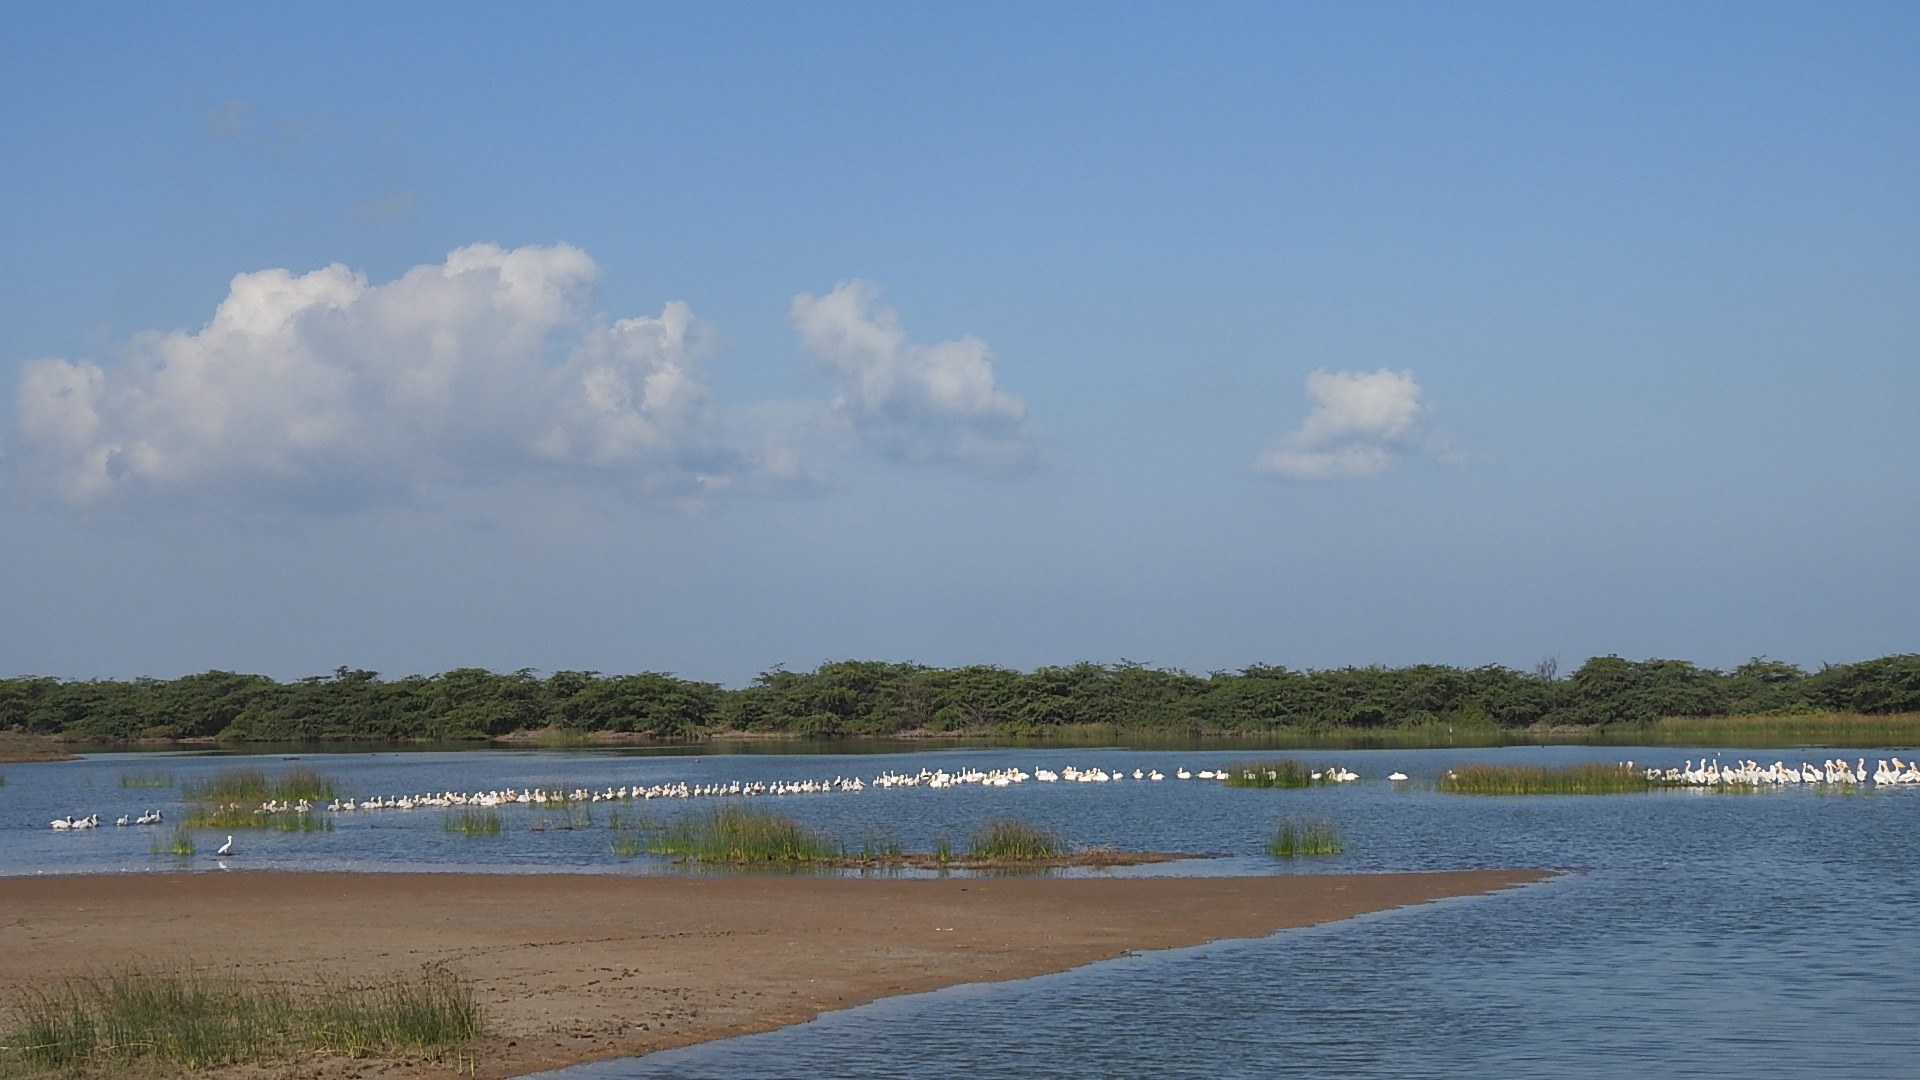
[1643,757,1920,786]
[43,757,1920,829]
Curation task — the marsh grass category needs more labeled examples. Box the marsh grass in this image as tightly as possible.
[1625,711,1920,748]
[118,770,174,788]
[856,829,904,859]
[967,818,1062,860]
[443,808,501,837]
[932,834,954,864]
[648,807,837,863]
[1437,762,1653,795]
[1267,817,1343,856]
[528,804,593,831]
[1222,758,1325,788]
[149,826,194,858]
[0,963,479,1075]
[183,803,329,831]
[181,767,335,803]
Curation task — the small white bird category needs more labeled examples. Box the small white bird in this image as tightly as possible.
[216,836,234,856]
[1387,772,1410,782]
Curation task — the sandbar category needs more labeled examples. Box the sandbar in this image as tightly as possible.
[0,869,1546,1078]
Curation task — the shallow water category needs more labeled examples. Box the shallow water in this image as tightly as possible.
[4,744,1916,1077]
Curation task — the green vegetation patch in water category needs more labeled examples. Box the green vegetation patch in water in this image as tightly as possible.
[150,826,195,858]
[118,769,175,788]
[444,808,502,836]
[1267,817,1344,856]
[0,963,480,1075]
[966,817,1063,860]
[1222,758,1332,788]
[648,807,838,863]
[182,767,336,803]
[1437,762,1653,795]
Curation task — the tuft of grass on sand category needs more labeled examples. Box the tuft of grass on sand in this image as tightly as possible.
[0,963,479,1075]
[444,808,502,837]
[1437,762,1652,795]
[966,818,1062,860]
[150,826,195,858]
[1267,817,1343,856]
[182,767,335,803]
[648,807,837,863]
[1222,758,1330,788]
[118,769,174,788]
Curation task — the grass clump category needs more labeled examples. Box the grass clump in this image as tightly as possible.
[1222,758,1321,788]
[1437,762,1653,795]
[444,808,502,837]
[150,826,194,857]
[0,963,479,1074]
[119,769,175,788]
[182,767,335,803]
[1267,817,1343,856]
[648,807,837,864]
[966,818,1062,860]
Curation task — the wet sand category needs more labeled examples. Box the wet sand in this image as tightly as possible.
[0,869,1546,1078]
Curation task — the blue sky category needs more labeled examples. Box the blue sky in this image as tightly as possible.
[2,2,1915,685]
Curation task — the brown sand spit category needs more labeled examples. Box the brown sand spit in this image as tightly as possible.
[0,731,78,764]
[0,870,1547,1079]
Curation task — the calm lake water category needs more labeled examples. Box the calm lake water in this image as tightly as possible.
[4,743,1916,1077]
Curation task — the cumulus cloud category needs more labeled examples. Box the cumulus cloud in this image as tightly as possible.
[1254,368,1444,480]
[791,281,1040,473]
[14,244,770,506]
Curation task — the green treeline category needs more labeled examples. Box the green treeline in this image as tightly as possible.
[2,654,1917,742]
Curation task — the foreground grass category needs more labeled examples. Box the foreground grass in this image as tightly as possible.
[1267,817,1343,856]
[1437,762,1653,795]
[0,963,480,1076]
[181,767,336,803]
[966,818,1062,860]
[648,807,839,863]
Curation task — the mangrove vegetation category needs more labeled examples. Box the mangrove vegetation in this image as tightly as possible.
[2,653,1916,744]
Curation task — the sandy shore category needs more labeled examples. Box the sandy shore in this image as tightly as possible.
[0,869,1546,1078]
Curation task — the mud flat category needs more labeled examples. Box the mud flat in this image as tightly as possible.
[0,869,1547,1079]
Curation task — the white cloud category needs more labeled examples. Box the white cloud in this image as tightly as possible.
[14,244,768,505]
[1254,368,1442,481]
[791,281,1040,473]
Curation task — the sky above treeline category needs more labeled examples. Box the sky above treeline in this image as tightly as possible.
[1,2,1915,686]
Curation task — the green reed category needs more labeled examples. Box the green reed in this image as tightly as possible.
[1267,816,1344,856]
[857,829,905,859]
[1221,758,1326,788]
[1437,762,1653,795]
[444,808,502,837]
[966,818,1062,860]
[933,834,954,864]
[182,767,335,802]
[0,963,480,1075]
[648,807,838,863]
[1626,711,1920,748]
[150,825,195,857]
[118,769,175,788]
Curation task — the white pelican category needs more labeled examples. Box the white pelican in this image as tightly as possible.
[1387,772,1410,782]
